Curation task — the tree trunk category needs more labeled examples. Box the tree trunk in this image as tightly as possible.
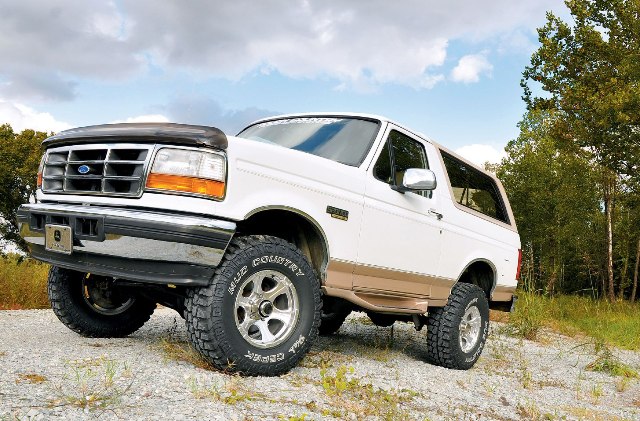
[632,238,640,303]
[603,172,615,302]
[547,252,557,295]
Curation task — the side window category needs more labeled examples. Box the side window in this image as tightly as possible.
[441,152,509,223]
[373,141,392,183]
[373,131,429,195]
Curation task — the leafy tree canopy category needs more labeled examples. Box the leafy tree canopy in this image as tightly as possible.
[0,124,47,252]
[522,0,640,175]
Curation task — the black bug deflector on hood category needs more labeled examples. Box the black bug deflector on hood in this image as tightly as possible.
[42,123,228,150]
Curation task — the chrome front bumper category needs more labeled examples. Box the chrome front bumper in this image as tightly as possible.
[18,203,236,286]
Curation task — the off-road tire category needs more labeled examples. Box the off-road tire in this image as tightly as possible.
[318,296,351,335]
[425,307,444,364]
[185,235,322,376]
[48,266,156,338]
[425,283,489,370]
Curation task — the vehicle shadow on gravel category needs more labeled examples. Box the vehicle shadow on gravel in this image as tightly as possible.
[140,311,436,371]
[314,313,435,365]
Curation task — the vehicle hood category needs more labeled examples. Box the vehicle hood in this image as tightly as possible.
[42,123,228,150]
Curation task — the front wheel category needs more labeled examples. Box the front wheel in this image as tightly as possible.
[185,235,322,376]
[48,266,156,337]
[426,283,489,370]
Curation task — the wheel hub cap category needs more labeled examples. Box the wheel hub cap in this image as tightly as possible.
[81,275,135,315]
[234,270,299,349]
[459,305,482,353]
[258,300,274,317]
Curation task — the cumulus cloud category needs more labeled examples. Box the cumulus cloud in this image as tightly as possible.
[455,144,506,167]
[165,95,277,134]
[0,1,140,101]
[121,0,561,90]
[0,99,72,133]
[451,53,493,83]
[0,0,563,100]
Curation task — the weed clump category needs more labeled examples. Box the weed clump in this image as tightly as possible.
[506,292,545,340]
[586,341,639,378]
[318,365,418,420]
[50,357,133,412]
[159,337,215,371]
[188,375,260,404]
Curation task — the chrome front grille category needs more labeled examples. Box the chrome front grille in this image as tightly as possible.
[42,144,153,197]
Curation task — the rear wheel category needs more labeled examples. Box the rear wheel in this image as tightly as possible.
[185,235,322,376]
[48,266,156,337]
[425,283,489,370]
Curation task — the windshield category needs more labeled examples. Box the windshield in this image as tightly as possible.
[237,117,380,166]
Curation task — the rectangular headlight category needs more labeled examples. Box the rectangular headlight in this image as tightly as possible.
[145,148,226,199]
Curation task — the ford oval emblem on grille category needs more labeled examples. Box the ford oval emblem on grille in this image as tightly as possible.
[78,165,91,174]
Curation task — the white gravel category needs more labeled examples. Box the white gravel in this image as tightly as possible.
[1,308,640,420]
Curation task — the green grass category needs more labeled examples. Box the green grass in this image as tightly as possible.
[508,291,640,350]
[585,340,639,378]
[50,357,134,411]
[0,254,50,310]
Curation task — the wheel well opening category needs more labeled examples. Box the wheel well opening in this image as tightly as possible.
[458,261,494,300]
[236,209,328,277]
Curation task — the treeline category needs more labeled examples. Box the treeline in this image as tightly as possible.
[492,0,640,301]
[493,110,640,300]
[0,124,47,252]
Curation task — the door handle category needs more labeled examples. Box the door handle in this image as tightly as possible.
[428,209,443,220]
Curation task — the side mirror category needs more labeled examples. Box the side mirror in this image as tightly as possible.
[394,168,437,192]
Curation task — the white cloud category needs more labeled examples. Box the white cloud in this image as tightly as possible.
[451,53,493,84]
[164,95,277,134]
[455,144,506,167]
[0,99,72,133]
[111,114,170,124]
[0,1,139,101]
[0,0,565,99]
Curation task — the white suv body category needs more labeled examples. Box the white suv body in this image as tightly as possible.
[19,113,520,375]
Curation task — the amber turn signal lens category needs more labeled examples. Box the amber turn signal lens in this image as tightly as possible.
[37,172,43,188]
[146,173,225,198]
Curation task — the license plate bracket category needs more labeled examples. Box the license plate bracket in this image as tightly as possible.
[45,224,73,255]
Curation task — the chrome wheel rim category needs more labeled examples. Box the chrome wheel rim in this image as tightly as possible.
[82,275,135,315]
[459,306,482,353]
[234,270,299,349]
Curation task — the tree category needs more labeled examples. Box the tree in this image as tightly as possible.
[497,110,602,295]
[0,124,47,252]
[522,0,640,300]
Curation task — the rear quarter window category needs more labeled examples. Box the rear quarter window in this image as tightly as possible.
[441,151,510,224]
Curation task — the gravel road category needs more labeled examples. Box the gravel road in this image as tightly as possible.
[1,308,640,420]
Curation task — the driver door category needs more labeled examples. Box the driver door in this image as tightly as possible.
[354,128,443,297]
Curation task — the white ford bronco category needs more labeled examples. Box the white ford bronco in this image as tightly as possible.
[18,113,521,376]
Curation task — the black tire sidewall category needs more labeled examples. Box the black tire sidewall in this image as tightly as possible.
[48,266,155,337]
[449,287,489,369]
[215,244,319,369]
[62,270,123,324]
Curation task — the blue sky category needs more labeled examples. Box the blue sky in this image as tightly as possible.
[0,0,567,165]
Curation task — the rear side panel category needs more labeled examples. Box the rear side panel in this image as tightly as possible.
[435,146,520,300]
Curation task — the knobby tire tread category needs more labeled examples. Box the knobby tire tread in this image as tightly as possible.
[185,235,322,376]
[427,283,488,370]
[48,266,156,338]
